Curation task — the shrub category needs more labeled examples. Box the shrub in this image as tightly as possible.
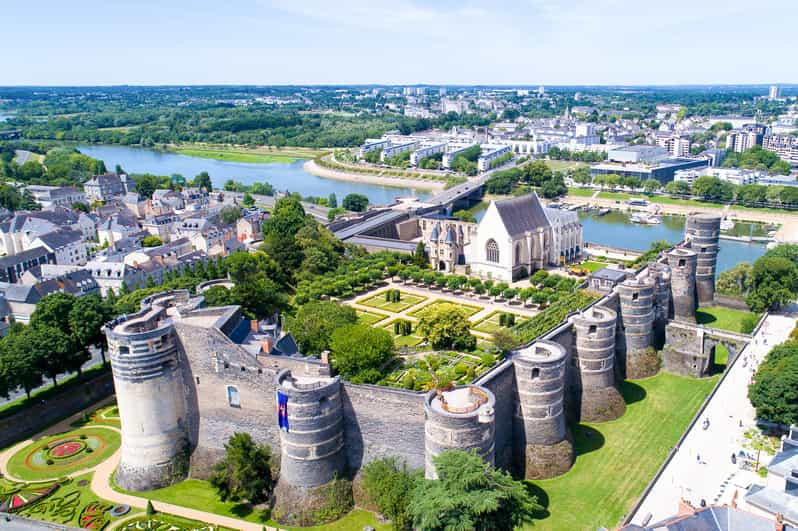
[361,458,419,531]
[741,314,759,334]
[46,459,54,465]
[85,447,93,453]
[146,500,155,516]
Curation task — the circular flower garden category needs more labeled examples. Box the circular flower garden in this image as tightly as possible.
[7,427,120,481]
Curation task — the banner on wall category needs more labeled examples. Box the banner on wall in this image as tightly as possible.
[277,391,289,432]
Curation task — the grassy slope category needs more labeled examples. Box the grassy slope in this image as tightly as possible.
[696,306,760,334]
[528,372,718,531]
[567,187,595,197]
[116,478,389,530]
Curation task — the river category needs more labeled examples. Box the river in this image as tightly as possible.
[78,144,432,205]
[578,211,766,274]
[79,145,765,273]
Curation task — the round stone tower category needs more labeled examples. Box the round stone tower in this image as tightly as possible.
[647,262,672,326]
[685,213,721,305]
[424,385,495,479]
[513,340,573,479]
[273,369,347,524]
[573,306,625,422]
[106,306,189,491]
[667,247,698,323]
[618,278,659,379]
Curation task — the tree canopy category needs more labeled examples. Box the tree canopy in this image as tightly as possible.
[409,450,540,531]
[417,303,477,351]
[330,324,394,383]
[209,432,276,504]
[286,301,357,356]
[749,341,798,426]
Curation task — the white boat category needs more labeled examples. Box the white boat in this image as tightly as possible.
[720,218,735,231]
[630,213,661,225]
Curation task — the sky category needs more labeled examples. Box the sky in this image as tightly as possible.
[2,0,797,86]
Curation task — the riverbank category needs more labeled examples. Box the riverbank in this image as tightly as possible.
[303,159,446,191]
[564,192,798,243]
[167,143,329,163]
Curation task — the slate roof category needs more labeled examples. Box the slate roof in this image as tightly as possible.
[35,229,83,250]
[591,267,628,282]
[0,246,53,268]
[493,192,550,238]
[624,506,790,530]
[744,484,798,528]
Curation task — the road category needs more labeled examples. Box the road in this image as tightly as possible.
[629,312,796,526]
[226,191,330,223]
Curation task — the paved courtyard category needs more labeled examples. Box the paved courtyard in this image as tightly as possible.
[629,312,796,526]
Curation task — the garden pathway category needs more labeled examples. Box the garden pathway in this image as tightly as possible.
[91,451,282,531]
[0,396,117,482]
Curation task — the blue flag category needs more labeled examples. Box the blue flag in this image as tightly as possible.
[277,391,289,432]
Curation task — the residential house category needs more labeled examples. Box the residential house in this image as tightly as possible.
[0,246,56,283]
[30,229,88,266]
[83,173,136,202]
[25,185,87,210]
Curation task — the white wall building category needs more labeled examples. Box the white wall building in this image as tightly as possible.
[477,144,513,171]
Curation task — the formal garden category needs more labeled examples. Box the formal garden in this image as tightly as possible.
[5,426,120,481]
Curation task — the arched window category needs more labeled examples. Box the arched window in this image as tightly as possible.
[515,243,521,265]
[486,239,500,263]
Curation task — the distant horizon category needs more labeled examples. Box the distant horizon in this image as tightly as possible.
[3,0,796,86]
[1,83,797,89]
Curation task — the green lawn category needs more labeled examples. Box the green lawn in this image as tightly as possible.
[407,300,482,318]
[647,195,724,209]
[528,372,718,530]
[545,160,589,172]
[696,306,760,334]
[115,478,389,530]
[6,426,121,481]
[580,260,609,273]
[382,321,425,347]
[472,311,528,334]
[175,148,297,164]
[597,191,633,200]
[358,291,427,313]
[567,187,595,197]
[356,310,389,326]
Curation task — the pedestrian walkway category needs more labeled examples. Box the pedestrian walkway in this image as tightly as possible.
[91,452,281,531]
[629,313,795,525]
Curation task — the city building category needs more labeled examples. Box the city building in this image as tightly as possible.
[726,124,767,153]
[409,142,446,166]
[674,167,767,187]
[769,85,781,101]
[442,143,479,169]
[30,229,88,266]
[763,134,798,164]
[380,140,419,162]
[25,185,86,210]
[591,158,710,184]
[83,173,136,202]
[469,193,582,281]
[742,425,798,527]
[476,144,513,171]
[608,145,670,164]
[0,246,56,283]
[656,134,692,157]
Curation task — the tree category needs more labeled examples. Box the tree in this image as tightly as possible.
[716,262,753,297]
[409,450,540,531]
[30,292,75,329]
[492,328,519,356]
[664,180,691,195]
[241,192,255,208]
[746,255,798,312]
[261,197,308,277]
[69,295,112,366]
[749,342,798,426]
[203,285,233,307]
[209,432,276,505]
[342,193,369,212]
[142,235,163,247]
[412,241,428,268]
[286,302,357,356]
[330,324,394,383]
[192,171,213,191]
[0,328,43,399]
[219,205,242,225]
[417,303,476,351]
[32,325,83,382]
[361,457,419,531]
[328,193,337,209]
[642,179,661,193]
[540,174,567,198]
